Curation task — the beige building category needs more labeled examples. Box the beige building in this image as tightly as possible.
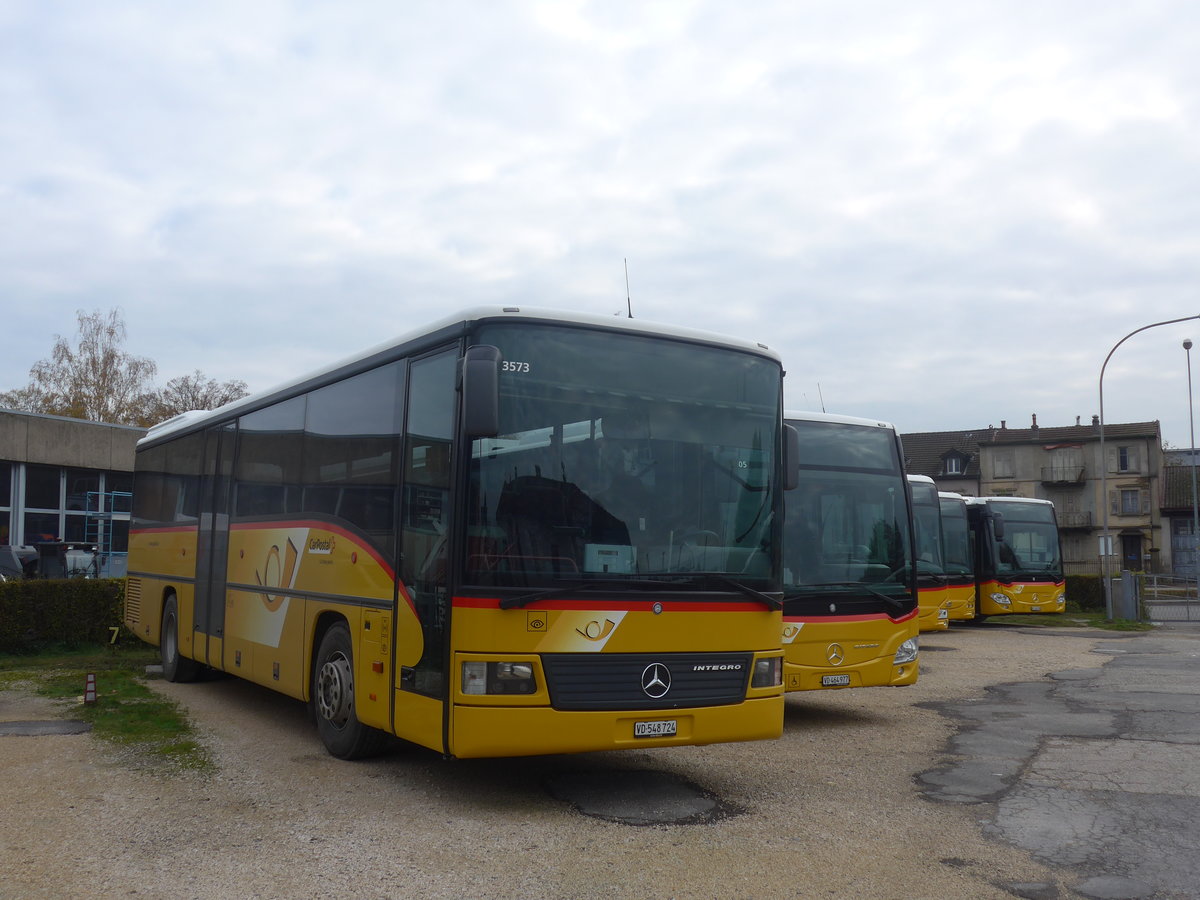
[0,408,144,576]
[902,415,1164,576]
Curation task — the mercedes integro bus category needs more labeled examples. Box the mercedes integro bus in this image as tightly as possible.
[938,491,976,621]
[965,496,1065,617]
[908,474,950,631]
[125,307,793,759]
[779,412,919,692]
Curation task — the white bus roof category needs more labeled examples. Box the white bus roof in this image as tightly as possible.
[784,409,897,430]
[907,473,936,485]
[963,495,1055,507]
[142,305,782,447]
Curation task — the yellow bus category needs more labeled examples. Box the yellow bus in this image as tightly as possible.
[908,475,950,631]
[126,307,791,759]
[965,496,1065,617]
[779,412,918,692]
[937,491,975,621]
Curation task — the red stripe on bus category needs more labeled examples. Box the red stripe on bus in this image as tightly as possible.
[453,596,770,613]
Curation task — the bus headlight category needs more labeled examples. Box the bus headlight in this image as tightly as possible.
[462,661,537,695]
[893,637,919,665]
[751,657,782,688]
[990,593,1012,607]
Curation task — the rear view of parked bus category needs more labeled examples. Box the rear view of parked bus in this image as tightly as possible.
[779,412,919,692]
[965,496,1065,617]
[938,491,975,621]
[126,307,789,759]
[907,475,949,631]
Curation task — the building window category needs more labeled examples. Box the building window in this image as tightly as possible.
[993,451,1014,479]
[1120,489,1141,515]
[944,455,963,475]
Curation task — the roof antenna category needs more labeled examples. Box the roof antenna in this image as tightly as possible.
[817,382,826,413]
[624,258,633,318]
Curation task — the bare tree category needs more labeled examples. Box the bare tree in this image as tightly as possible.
[0,308,157,425]
[1,308,251,426]
[144,370,249,423]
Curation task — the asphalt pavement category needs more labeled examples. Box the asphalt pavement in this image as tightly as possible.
[918,623,1200,900]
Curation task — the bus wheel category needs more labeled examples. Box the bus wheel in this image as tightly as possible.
[161,594,200,683]
[312,622,386,759]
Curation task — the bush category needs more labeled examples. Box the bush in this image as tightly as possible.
[1066,574,1105,611]
[0,577,132,653]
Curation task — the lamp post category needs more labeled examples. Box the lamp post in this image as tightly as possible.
[1186,339,1198,621]
[1099,313,1200,620]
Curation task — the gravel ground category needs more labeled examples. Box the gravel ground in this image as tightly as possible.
[0,624,1110,899]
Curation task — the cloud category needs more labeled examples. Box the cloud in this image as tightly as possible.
[3,1,1200,445]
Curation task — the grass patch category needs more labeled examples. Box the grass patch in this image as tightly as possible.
[996,611,1154,631]
[0,643,214,773]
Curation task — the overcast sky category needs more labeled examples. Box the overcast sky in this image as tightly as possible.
[4,1,1200,447]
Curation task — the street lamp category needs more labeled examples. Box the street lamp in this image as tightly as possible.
[1099,313,1200,620]
[1186,339,1198,621]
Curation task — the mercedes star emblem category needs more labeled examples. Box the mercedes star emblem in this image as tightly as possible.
[641,663,671,699]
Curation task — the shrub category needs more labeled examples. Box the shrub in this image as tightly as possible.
[0,578,132,654]
[1066,574,1105,611]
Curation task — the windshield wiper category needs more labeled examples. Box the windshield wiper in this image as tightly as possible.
[784,581,907,611]
[667,574,783,611]
[499,578,680,610]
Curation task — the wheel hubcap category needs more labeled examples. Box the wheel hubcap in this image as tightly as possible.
[316,652,353,727]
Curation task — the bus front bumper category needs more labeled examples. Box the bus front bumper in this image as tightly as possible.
[448,695,783,759]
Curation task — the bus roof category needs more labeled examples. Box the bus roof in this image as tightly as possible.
[142,305,782,448]
[963,495,1055,508]
[784,409,897,430]
[907,473,935,485]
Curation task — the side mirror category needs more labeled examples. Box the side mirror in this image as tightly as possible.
[991,511,1006,541]
[461,345,501,438]
[783,423,801,491]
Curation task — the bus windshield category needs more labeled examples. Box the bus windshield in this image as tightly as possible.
[939,498,972,578]
[466,324,782,589]
[994,508,1062,578]
[909,481,945,577]
[782,420,912,602]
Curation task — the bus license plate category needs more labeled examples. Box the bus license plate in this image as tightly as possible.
[634,719,677,738]
[1031,605,1041,612]
[822,674,851,687]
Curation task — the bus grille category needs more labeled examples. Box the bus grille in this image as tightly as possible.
[541,652,752,711]
[125,577,142,626]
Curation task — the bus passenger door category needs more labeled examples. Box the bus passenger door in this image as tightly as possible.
[194,423,235,667]
[394,348,457,751]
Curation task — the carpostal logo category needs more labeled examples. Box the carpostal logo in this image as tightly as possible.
[307,535,336,555]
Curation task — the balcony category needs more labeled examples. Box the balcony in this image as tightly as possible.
[1058,511,1093,529]
[1041,465,1086,485]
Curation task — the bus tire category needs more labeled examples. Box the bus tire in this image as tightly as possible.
[312,622,387,760]
[161,594,200,683]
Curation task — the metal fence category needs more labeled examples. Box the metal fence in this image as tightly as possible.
[1139,573,1200,622]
